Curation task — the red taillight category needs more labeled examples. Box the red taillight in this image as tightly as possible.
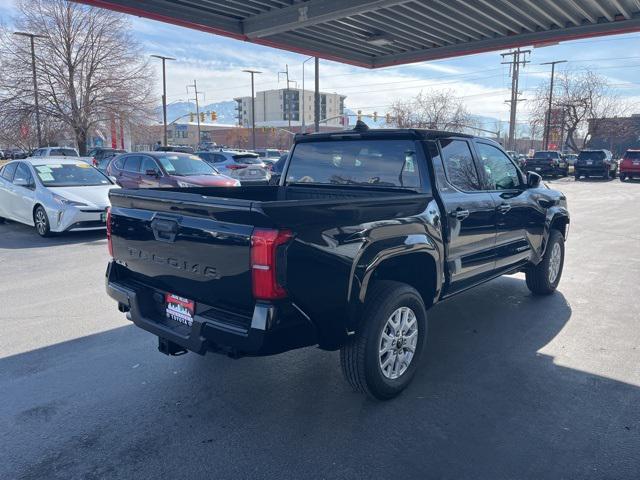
[226,164,247,170]
[92,157,98,166]
[106,207,113,257]
[250,228,293,300]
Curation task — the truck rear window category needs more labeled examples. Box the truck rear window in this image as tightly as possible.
[286,140,421,188]
[533,151,559,159]
[578,151,605,160]
[624,151,640,159]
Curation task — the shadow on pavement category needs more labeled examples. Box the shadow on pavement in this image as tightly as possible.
[2,276,639,479]
[0,220,106,249]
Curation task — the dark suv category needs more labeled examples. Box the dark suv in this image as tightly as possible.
[575,149,616,180]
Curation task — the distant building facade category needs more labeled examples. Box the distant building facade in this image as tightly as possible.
[235,89,346,128]
[587,115,640,156]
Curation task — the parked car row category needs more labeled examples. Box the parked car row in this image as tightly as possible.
[508,148,640,182]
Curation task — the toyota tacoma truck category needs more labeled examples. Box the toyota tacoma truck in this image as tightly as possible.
[106,123,569,400]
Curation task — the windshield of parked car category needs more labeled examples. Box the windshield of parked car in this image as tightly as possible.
[157,154,217,176]
[533,151,559,159]
[286,139,421,188]
[578,151,606,160]
[50,148,79,157]
[34,163,111,186]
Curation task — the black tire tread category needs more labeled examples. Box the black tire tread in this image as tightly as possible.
[526,229,564,295]
[340,280,423,399]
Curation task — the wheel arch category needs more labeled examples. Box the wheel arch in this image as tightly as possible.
[349,239,442,331]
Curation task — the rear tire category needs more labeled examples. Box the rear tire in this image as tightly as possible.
[620,173,627,181]
[526,230,564,295]
[34,205,53,237]
[340,280,427,400]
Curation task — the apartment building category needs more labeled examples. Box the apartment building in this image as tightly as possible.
[235,88,346,128]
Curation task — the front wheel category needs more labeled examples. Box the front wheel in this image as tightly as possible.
[340,280,427,400]
[34,205,53,237]
[526,230,565,295]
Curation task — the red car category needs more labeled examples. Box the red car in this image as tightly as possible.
[619,150,640,181]
[106,152,240,188]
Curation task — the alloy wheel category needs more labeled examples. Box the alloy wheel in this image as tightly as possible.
[378,306,419,380]
[548,242,562,284]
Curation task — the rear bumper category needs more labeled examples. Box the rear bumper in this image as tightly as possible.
[575,164,610,175]
[527,164,564,175]
[105,261,316,356]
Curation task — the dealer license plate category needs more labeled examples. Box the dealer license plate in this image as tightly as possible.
[165,293,194,327]
[633,161,640,166]
[535,167,541,171]
[586,160,593,165]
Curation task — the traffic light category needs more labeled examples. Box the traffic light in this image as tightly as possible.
[200,112,205,122]
[357,110,362,121]
[189,112,195,122]
[211,111,217,121]
[373,111,378,122]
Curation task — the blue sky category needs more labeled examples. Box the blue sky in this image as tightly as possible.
[2,0,640,125]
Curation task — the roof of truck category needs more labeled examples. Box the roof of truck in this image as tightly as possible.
[295,127,478,143]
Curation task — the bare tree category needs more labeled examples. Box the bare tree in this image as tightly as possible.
[529,69,628,153]
[0,0,155,154]
[389,89,472,132]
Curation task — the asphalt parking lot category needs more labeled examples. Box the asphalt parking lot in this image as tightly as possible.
[1,178,639,480]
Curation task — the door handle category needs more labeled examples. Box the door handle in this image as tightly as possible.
[449,208,470,220]
[497,203,512,214]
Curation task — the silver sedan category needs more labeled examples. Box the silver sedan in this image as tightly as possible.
[0,158,119,237]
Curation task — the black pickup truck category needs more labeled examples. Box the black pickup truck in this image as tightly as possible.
[106,124,569,399]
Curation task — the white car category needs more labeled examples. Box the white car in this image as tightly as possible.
[0,158,119,237]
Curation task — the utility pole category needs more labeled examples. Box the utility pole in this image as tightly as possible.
[242,69,261,150]
[187,80,203,146]
[541,60,567,150]
[314,57,320,133]
[301,56,314,133]
[279,64,295,130]
[14,32,46,148]
[151,55,175,147]
[501,48,530,151]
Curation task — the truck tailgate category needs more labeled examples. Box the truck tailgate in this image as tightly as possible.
[109,189,269,313]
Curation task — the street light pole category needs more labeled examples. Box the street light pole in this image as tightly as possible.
[541,60,566,150]
[242,69,261,150]
[151,54,176,147]
[301,56,313,133]
[14,31,45,148]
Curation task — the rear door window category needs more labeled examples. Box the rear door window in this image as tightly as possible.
[286,139,421,188]
[439,139,482,191]
[123,155,142,172]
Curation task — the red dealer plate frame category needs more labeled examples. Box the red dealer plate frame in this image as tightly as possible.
[165,293,195,327]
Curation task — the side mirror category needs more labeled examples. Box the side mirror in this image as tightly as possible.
[145,169,159,177]
[108,176,118,183]
[527,171,542,189]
